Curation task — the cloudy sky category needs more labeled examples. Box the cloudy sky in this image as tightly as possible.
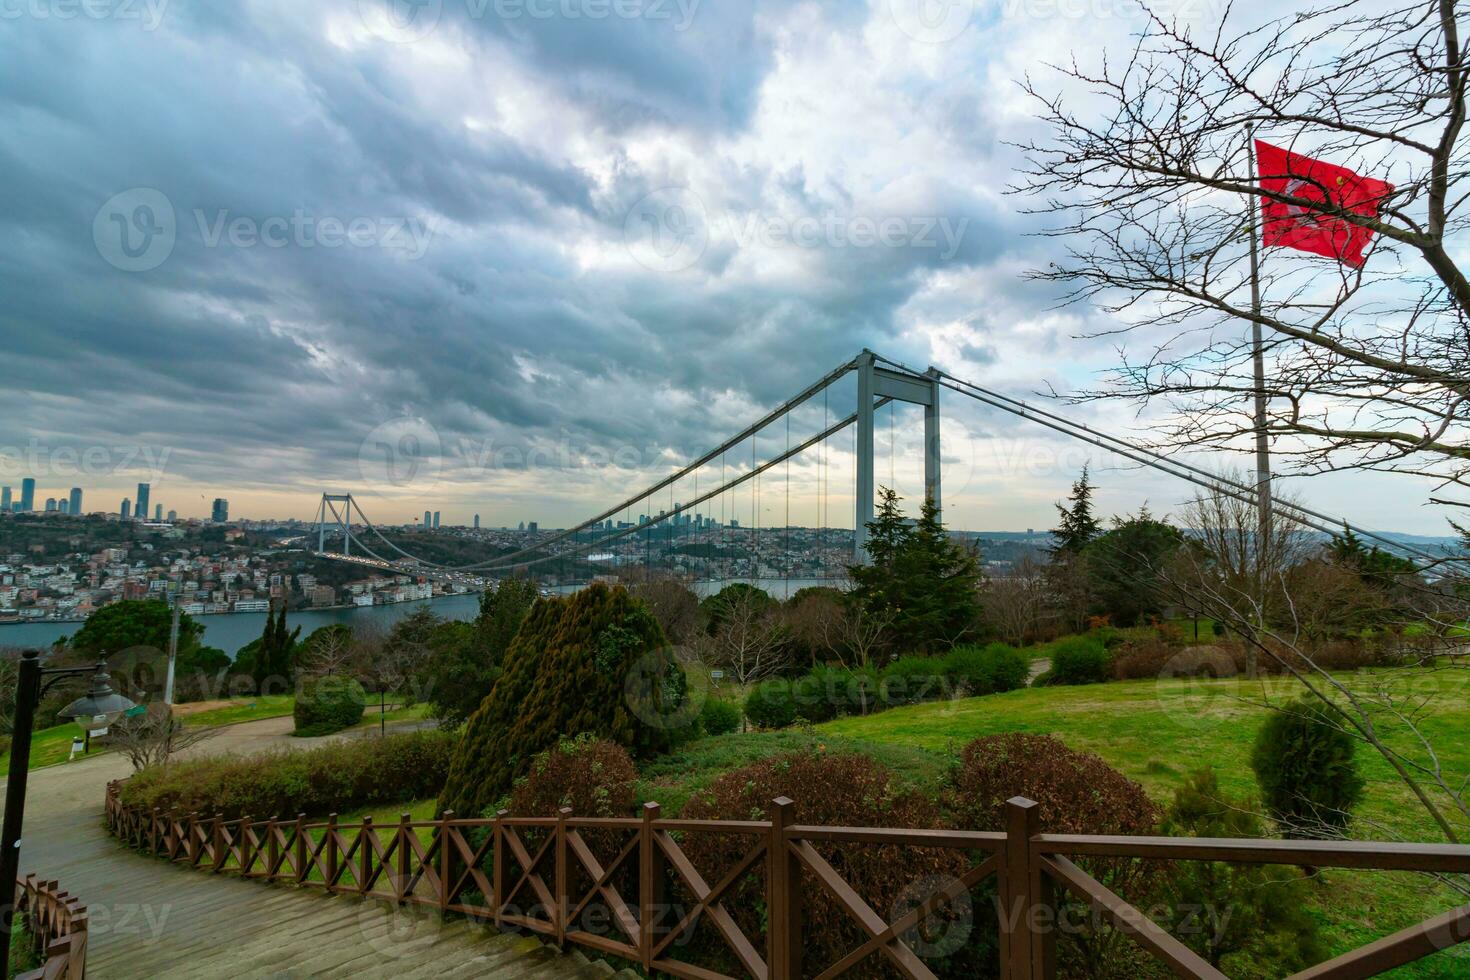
[0,0,1448,535]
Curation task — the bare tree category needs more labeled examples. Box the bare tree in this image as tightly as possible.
[694,588,793,685]
[1018,0,1470,503]
[627,571,702,646]
[1165,485,1470,865]
[108,703,214,772]
[982,556,1052,646]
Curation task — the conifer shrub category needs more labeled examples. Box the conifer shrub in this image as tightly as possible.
[698,696,742,736]
[1158,770,1324,972]
[942,644,1029,695]
[1043,635,1112,685]
[680,751,967,979]
[743,678,798,729]
[292,674,366,736]
[437,584,685,817]
[1250,697,1364,838]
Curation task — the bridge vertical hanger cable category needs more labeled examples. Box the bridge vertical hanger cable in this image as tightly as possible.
[785,411,791,598]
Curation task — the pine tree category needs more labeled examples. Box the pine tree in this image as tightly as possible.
[848,488,980,653]
[252,602,300,694]
[1050,465,1101,555]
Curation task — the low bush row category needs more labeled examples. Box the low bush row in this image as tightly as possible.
[1111,633,1413,680]
[741,643,1030,729]
[506,732,1325,978]
[117,730,456,820]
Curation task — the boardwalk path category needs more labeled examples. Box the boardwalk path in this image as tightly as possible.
[2,717,629,979]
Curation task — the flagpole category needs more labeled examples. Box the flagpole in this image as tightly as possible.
[1244,123,1274,546]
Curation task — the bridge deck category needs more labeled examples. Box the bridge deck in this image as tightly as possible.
[3,717,630,979]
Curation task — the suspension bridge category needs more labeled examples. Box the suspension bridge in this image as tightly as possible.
[310,349,1454,585]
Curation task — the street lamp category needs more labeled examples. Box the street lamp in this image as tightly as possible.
[0,650,135,976]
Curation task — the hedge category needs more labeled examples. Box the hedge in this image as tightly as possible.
[117,730,456,820]
[293,674,366,736]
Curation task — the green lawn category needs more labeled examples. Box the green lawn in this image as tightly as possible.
[180,695,296,729]
[0,722,91,773]
[817,672,1470,978]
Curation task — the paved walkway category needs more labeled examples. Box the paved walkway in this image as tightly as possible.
[2,717,630,978]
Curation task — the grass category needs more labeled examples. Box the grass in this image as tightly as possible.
[178,695,296,729]
[816,670,1470,978]
[0,722,92,772]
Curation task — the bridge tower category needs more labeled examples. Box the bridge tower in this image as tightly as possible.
[852,351,942,563]
[316,493,356,556]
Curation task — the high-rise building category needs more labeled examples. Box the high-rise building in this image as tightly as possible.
[44,498,57,512]
[432,511,441,530]
[20,478,35,512]
[0,487,10,512]
[473,514,480,529]
[167,509,177,521]
[423,510,432,528]
[154,503,162,521]
[527,521,538,533]
[121,498,132,519]
[69,487,82,515]
[211,498,229,523]
[58,500,69,515]
[135,483,150,521]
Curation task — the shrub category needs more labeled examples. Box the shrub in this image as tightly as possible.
[293,674,365,736]
[1045,635,1111,685]
[1158,770,1324,972]
[438,584,687,817]
[1250,697,1364,838]
[1113,638,1245,681]
[744,678,798,729]
[699,696,742,736]
[117,730,455,820]
[681,751,966,980]
[879,655,949,706]
[942,644,1029,696]
[792,665,874,721]
[508,734,638,818]
[944,733,1161,978]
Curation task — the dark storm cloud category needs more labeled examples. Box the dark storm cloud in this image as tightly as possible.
[0,0,1036,513]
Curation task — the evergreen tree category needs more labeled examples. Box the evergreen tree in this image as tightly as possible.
[849,488,981,652]
[1049,465,1101,555]
[251,602,301,695]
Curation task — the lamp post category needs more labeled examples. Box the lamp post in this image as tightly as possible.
[1,650,134,976]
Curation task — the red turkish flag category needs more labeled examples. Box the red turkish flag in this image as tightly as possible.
[1255,140,1392,267]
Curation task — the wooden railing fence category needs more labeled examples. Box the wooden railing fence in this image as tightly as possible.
[105,782,1470,979]
[12,874,87,980]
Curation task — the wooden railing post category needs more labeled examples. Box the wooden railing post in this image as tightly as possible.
[396,812,411,902]
[186,812,198,863]
[639,802,662,970]
[360,816,373,895]
[294,813,308,883]
[1003,797,1052,980]
[212,813,225,871]
[768,797,801,980]
[241,815,253,874]
[150,807,159,854]
[326,813,339,887]
[493,810,508,927]
[555,807,571,947]
[266,816,280,878]
[439,810,454,910]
